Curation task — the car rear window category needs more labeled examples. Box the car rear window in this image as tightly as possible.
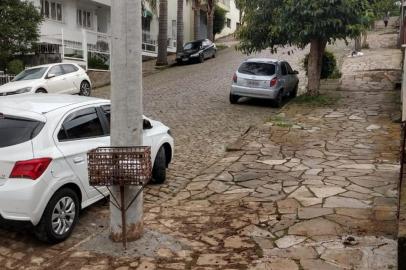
[238,62,276,76]
[0,115,44,148]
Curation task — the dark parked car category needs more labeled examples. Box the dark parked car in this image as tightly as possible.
[176,39,217,64]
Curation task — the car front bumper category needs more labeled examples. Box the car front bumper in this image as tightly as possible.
[176,55,199,62]
[231,84,281,100]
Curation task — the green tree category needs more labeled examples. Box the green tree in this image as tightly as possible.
[0,0,42,70]
[370,0,399,18]
[213,5,227,40]
[237,0,369,96]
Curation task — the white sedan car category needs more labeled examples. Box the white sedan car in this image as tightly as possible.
[0,95,174,243]
[0,63,92,96]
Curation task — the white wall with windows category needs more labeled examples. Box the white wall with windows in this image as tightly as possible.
[216,0,240,39]
[32,0,110,45]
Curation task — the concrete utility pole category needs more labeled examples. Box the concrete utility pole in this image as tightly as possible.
[110,0,144,242]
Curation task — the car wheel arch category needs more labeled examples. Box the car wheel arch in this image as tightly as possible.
[36,88,47,93]
[161,143,172,167]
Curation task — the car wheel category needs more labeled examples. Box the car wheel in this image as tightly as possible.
[34,188,79,244]
[79,81,91,96]
[151,147,167,184]
[212,51,216,58]
[199,54,205,63]
[230,93,240,104]
[291,84,298,98]
[35,88,47,94]
[272,91,283,108]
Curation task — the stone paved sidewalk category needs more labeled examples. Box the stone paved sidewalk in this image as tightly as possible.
[0,28,401,270]
[36,32,400,270]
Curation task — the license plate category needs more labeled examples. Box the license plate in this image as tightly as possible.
[247,80,259,87]
[182,58,188,61]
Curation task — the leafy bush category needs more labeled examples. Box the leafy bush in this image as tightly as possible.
[88,55,109,70]
[303,51,337,79]
[214,5,227,39]
[7,59,24,75]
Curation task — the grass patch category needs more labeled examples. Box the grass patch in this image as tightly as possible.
[292,94,339,107]
[216,44,228,51]
[267,115,294,128]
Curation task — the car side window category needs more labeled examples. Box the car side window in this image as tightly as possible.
[285,63,294,74]
[58,107,104,141]
[101,105,111,135]
[62,64,78,74]
[100,105,152,131]
[281,63,288,76]
[48,65,64,77]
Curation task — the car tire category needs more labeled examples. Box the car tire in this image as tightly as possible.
[212,51,216,58]
[272,91,283,108]
[230,93,240,104]
[35,88,47,94]
[199,54,205,63]
[291,84,298,98]
[79,81,91,96]
[34,188,80,244]
[151,147,167,184]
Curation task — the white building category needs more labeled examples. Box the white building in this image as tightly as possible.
[29,0,240,69]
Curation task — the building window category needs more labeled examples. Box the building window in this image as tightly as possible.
[226,18,231,28]
[77,9,93,29]
[41,0,62,22]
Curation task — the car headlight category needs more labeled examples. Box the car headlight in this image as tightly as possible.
[191,53,200,57]
[9,87,32,95]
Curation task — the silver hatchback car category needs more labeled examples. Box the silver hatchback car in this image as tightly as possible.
[230,59,299,107]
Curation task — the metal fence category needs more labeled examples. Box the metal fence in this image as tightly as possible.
[0,74,15,86]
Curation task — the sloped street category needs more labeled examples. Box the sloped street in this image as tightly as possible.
[0,28,402,270]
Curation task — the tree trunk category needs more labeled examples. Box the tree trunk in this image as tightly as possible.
[193,2,200,40]
[176,0,184,53]
[354,35,362,52]
[110,0,144,242]
[207,1,215,41]
[362,30,368,48]
[156,0,168,66]
[307,39,326,96]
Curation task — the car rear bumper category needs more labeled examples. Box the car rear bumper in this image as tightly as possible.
[231,85,281,99]
[0,179,46,225]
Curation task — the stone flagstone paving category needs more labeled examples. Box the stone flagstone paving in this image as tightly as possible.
[0,29,401,270]
[32,63,399,269]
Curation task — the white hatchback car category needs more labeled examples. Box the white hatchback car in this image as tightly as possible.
[0,95,174,243]
[0,63,92,96]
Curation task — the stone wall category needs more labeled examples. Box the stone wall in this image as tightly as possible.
[87,69,111,89]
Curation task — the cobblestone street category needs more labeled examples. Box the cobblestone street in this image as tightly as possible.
[0,29,402,269]
[93,45,310,203]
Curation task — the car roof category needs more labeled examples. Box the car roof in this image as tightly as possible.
[245,58,280,64]
[26,63,77,69]
[0,94,108,115]
[187,39,207,43]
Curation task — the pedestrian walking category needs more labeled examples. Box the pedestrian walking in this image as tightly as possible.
[384,12,390,28]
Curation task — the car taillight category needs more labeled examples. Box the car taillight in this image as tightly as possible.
[233,73,237,83]
[270,77,278,87]
[10,158,52,180]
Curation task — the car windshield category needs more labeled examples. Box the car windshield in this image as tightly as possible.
[184,42,201,50]
[0,115,44,148]
[238,62,276,76]
[13,67,48,81]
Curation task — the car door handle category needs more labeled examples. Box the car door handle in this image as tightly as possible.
[73,157,85,164]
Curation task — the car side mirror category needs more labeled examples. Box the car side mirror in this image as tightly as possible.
[47,73,56,79]
[293,70,299,75]
[143,119,153,130]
